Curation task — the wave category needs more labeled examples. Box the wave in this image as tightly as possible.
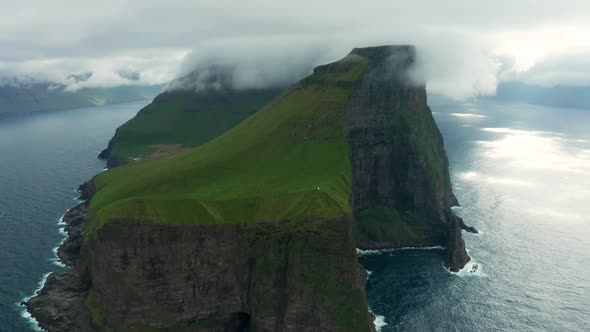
[20,309,44,332]
[22,205,75,330]
[50,240,66,268]
[357,246,444,256]
[471,229,483,235]
[19,272,52,331]
[364,268,387,331]
[56,206,75,226]
[373,314,388,332]
[53,216,69,267]
[51,258,66,268]
[368,306,388,332]
[372,312,388,332]
[50,244,66,268]
[446,259,486,278]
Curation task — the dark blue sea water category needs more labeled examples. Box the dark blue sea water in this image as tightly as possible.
[1,98,589,331]
[361,99,590,331]
[0,101,145,331]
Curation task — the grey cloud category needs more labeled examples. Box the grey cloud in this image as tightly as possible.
[117,69,141,81]
[170,37,343,91]
[2,1,590,97]
[67,72,93,83]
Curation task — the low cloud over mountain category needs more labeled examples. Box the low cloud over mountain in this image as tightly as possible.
[3,1,590,98]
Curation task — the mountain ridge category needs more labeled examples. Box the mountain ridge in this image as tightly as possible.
[0,83,165,115]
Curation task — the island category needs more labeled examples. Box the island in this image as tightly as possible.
[26,45,476,332]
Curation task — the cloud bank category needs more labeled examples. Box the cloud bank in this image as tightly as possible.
[3,0,590,98]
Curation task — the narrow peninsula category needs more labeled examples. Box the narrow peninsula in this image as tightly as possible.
[27,45,475,332]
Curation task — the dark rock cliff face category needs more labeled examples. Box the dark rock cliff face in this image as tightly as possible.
[29,186,373,331]
[344,46,475,271]
[84,218,373,331]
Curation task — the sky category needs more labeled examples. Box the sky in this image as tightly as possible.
[2,0,590,98]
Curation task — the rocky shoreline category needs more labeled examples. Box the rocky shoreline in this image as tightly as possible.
[24,189,94,332]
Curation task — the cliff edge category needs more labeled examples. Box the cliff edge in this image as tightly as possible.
[343,46,476,270]
[28,45,474,332]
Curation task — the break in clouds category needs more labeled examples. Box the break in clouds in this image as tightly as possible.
[3,0,590,98]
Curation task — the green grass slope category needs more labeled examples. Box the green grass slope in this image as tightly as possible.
[87,55,369,236]
[102,88,282,166]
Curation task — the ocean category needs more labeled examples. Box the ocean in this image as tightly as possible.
[361,99,590,331]
[0,98,588,331]
[0,101,144,331]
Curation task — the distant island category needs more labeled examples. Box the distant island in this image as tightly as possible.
[0,83,165,115]
[26,45,476,332]
[491,81,590,110]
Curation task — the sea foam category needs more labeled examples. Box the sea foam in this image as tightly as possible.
[50,242,66,268]
[369,306,388,332]
[364,268,388,331]
[20,309,44,332]
[19,272,52,331]
[446,259,486,278]
[52,216,68,267]
[356,246,444,256]
[373,314,388,332]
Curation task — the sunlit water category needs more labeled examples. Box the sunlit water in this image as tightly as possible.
[0,101,145,331]
[361,99,590,331]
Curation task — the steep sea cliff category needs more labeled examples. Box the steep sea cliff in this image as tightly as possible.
[27,46,473,331]
[343,47,476,270]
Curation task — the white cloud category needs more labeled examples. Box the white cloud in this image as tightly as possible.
[0,50,186,89]
[2,1,590,97]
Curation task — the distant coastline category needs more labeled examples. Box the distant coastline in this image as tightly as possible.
[0,84,165,117]
[0,97,153,120]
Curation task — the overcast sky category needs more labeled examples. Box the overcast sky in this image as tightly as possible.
[2,0,590,98]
